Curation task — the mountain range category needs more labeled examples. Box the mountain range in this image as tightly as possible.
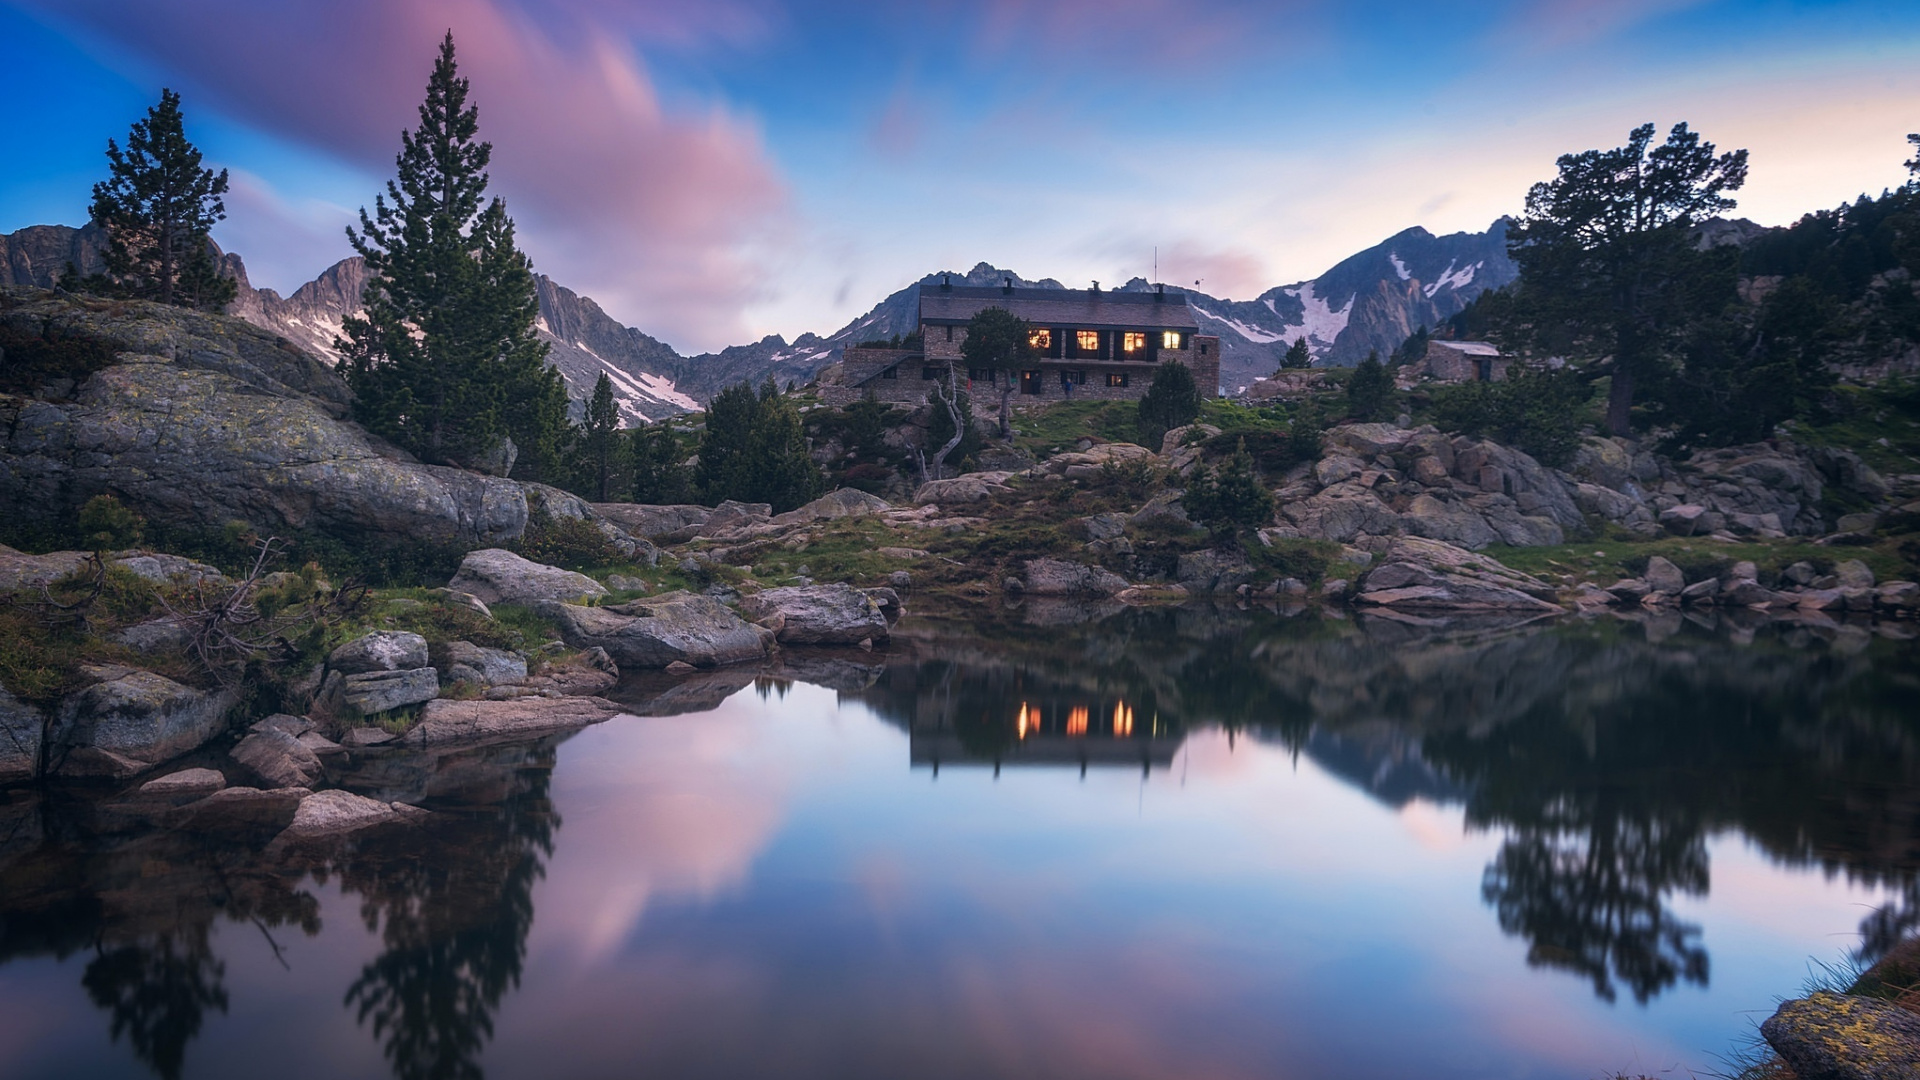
[2,219,1526,417]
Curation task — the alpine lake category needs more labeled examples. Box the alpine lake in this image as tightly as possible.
[3,598,1916,1080]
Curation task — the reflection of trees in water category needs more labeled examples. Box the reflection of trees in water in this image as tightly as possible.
[888,608,1920,1004]
[1481,809,1708,1003]
[82,930,228,1080]
[335,758,558,1080]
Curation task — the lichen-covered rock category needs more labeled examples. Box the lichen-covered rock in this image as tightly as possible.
[1836,559,1877,590]
[589,502,712,541]
[49,666,237,778]
[537,593,775,668]
[738,583,890,645]
[1760,991,1920,1080]
[1022,558,1129,597]
[433,641,528,688]
[447,548,607,606]
[0,545,89,594]
[1645,556,1686,596]
[111,617,192,654]
[1325,423,1414,460]
[339,667,439,716]
[769,487,892,525]
[276,789,413,841]
[0,685,45,782]
[328,631,429,675]
[230,727,322,789]
[0,291,531,546]
[112,553,226,587]
[1174,549,1256,594]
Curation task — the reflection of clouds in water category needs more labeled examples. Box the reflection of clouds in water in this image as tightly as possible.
[529,687,847,969]
[1398,797,1472,853]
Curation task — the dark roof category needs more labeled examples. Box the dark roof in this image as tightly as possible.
[919,285,1201,331]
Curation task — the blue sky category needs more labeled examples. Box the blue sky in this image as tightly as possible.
[3,1,1917,352]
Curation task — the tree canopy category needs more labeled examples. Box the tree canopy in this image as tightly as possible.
[1280,337,1311,370]
[1137,360,1201,448]
[85,89,233,311]
[958,307,1035,437]
[697,379,824,511]
[1505,122,1749,436]
[337,33,567,475]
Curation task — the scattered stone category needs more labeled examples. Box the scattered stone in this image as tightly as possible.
[665,660,696,673]
[1175,549,1257,594]
[1644,555,1686,596]
[138,767,226,795]
[113,552,226,587]
[1129,492,1193,532]
[447,548,608,606]
[1760,991,1920,1080]
[1680,578,1720,605]
[171,786,306,834]
[1659,504,1710,536]
[433,589,494,619]
[339,667,440,716]
[297,731,344,756]
[913,471,1015,505]
[1836,511,1882,534]
[738,583,892,645]
[1877,581,1920,613]
[1784,561,1819,586]
[768,487,893,526]
[889,570,913,588]
[537,592,775,668]
[0,545,90,594]
[877,548,927,561]
[400,696,624,747]
[1835,559,1876,590]
[231,727,323,789]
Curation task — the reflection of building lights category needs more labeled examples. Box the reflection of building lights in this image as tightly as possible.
[1067,706,1089,736]
[1017,702,1031,740]
[1112,701,1133,737]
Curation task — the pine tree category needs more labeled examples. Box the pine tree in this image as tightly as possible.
[580,372,623,500]
[1280,337,1311,370]
[958,307,1035,438]
[85,89,234,310]
[1346,350,1393,421]
[338,33,567,471]
[1137,360,1201,449]
[1185,438,1274,531]
[698,382,761,502]
[630,423,696,504]
[747,379,824,512]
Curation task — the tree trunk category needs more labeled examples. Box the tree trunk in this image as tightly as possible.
[998,383,1013,440]
[928,371,966,481]
[1606,360,1634,437]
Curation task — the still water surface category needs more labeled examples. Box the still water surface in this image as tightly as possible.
[3,605,1917,1079]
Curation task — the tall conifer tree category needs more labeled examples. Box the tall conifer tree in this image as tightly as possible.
[581,372,623,501]
[86,89,234,310]
[338,33,566,472]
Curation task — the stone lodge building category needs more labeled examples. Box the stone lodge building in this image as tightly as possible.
[822,279,1220,406]
[1403,340,1510,385]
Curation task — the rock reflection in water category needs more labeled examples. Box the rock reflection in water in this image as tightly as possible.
[0,735,564,1080]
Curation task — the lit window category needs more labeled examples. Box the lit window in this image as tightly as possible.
[1076,330,1100,352]
[1106,372,1129,388]
[1123,332,1146,352]
[1066,706,1089,736]
[1162,331,1182,349]
[1029,328,1052,350]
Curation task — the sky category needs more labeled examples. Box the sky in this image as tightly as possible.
[2,1,1917,354]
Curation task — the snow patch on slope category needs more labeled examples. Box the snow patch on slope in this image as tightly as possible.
[1388,253,1411,281]
[1279,282,1354,351]
[1189,303,1287,344]
[1422,260,1481,298]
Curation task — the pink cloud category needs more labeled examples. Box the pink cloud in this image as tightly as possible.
[22,0,788,351]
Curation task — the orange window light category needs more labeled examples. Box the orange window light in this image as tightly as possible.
[1029,329,1051,349]
[1066,706,1089,736]
[1016,702,1031,740]
[1112,702,1134,737]
[1161,331,1182,349]
[1123,332,1145,352]
[1076,330,1100,352]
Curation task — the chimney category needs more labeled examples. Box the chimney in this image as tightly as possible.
[1002,277,1013,294]
[1090,280,1100,294]
[941,274,951,291]
[1155,282,1164,301]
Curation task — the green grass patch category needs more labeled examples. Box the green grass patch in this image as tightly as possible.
[1790,379,1920,477]
[1007,400,1146,454]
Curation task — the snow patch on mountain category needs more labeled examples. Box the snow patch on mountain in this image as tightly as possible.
[1190,303,1287,344]
[1389,253,1411,281]
[1280,282,1355,349]
[1422,260,1481,298]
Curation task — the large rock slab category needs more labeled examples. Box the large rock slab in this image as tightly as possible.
[913,471,1014,506]
[339,667,439,716]
[275,789,415,841]
[589,503,712,541]
[447,548,607,606]
[1021,558,1130,597]
[537,593,776,668]
[138,767,226,795]
[738,584,890,645]
[328,631,429,675]
[49,666,237,778]
[0,291,531,545]
[1761,992,1920,1080]
[400,696,624,747]
[0,685,45,782]
[112,552,226,587]
[0,545,89,594]
[768,488,892,526]
[1356,536,1563,613]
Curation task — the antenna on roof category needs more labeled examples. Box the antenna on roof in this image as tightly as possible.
[1153,246,1157,286]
